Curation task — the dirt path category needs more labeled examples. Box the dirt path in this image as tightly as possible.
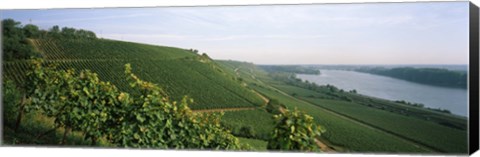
[315,138,336,152]
[192,106,257,113]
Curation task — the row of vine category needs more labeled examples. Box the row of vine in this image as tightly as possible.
[8,58,325,151]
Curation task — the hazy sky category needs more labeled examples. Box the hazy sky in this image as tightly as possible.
[1,2,469,64]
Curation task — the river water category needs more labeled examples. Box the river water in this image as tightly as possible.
[297,70,468,117]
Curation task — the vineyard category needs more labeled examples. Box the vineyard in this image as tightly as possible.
[30,39,196,60]
[4,59,247,148]
[302,98,467,153]
[2,58,324,151]
[4,38,264,110]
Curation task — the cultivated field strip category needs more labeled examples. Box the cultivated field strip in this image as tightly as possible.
[301,98,466,153]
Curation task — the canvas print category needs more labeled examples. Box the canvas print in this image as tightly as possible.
[1,1,472,154]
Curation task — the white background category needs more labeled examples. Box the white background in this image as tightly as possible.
[0,0,478,157]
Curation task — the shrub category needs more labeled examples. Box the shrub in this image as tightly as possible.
[267,108,325,151]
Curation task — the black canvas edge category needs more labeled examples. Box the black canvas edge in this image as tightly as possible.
[469,1,479,155]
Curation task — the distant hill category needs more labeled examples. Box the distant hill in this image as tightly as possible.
[355,67,467,89]
[3,38,264,110]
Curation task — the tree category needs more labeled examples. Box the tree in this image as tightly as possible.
[48,25,61,38]
[2,79,21,128]
[23,24,40,38]
[267,108,325,151]
[2,19,23,37]
[50,25,60,33]
[74,29,97,39]
[239,126,256,138]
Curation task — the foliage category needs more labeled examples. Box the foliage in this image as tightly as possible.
[23,24,41,38]
[2,19,99,61]
[25,58,119,144]
[106,64,245,149]
[267,108,325,152]
[1,19,37,61]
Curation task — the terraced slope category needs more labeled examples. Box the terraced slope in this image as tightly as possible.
[216,60,468,153]
[3,38,264,110]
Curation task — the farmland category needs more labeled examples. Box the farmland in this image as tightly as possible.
[4,38,264,110]
[249,84,430,152]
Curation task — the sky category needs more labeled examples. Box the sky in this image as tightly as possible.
[1,2,470,65]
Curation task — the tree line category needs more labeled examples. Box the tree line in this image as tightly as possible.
[260,65,321,75]
[2,19,97,61]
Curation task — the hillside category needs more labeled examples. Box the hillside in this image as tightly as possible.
[3,38,264,110]
[217,60,468,153]
[355,67,467,89]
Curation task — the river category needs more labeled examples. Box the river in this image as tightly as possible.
[297,69,468,117]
